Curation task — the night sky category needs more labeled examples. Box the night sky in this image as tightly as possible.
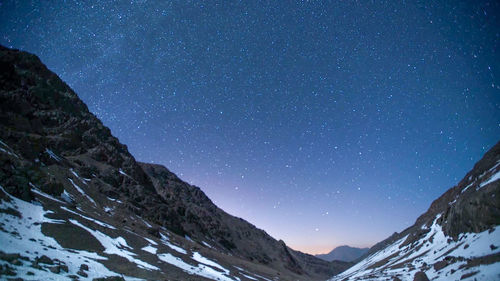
[1,1,499,254]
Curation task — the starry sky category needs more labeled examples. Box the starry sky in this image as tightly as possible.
[1,1,499,254]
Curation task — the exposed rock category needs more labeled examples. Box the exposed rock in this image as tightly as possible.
[36,255,54,265]
[0,264,16,276]
[413,271,429,281]
[10,259,22,266]
[0,252,23,263]
[30,261,43,270]
[93,277,126,281]
[0,207,21,218]
[460,271,478,279]
[77,269,88,277]
[50,266,61,274]
[433,260,448,271]
[59,264,69,272]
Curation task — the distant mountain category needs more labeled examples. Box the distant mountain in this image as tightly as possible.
[316,246,369,262]
[0,45,352,280]
[329,141,500,281]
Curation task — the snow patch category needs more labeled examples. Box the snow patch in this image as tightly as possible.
[45,148,62,161]
[0,185,141,280]
[119,169,130,177]
[68,178,96,206]
[141,245,157,254]
[202,241,213,248]
[160,232,187,254]
[157,252,237,281]
[0,139,20,158]
[61,206,116,229]
[61,190,74,203]
[477,169,500,190]
[0,147,20,158]
[162,240,187,255]
[461,182,474,193]
[107,196,123,204]
[240,273,258,280]
[70,168,91,184]
[192,252,229,274]
[69,219,159,271]
[233,266,271,281]
[139,216,152,228]
[144,237,158,246]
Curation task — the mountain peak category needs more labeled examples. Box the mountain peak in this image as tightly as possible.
[316,245,369,262]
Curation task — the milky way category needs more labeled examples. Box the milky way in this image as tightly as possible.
[1,1,499,254]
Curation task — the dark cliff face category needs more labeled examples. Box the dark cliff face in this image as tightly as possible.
[0,45,157,202]
[439,143,500,237]
[0,45,351,280]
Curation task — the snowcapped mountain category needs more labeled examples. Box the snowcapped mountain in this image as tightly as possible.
[329,142,500,281]
[316,246,369,262]
[0,45,349,280]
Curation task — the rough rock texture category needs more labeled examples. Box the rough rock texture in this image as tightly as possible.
[0,45,157,204]
[0,45,351,280]
[440,143,500,237]
[412,271,429,281]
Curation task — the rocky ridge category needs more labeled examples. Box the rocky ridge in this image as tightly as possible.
[328,141,500,280]
[0,46,350,280]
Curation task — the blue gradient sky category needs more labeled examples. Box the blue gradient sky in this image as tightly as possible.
[1,1,499,254]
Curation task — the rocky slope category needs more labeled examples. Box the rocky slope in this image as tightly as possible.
[0,45,350,280]
[315,246,369,263]
[328,141,500,281]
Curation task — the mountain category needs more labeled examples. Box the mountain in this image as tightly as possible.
[328,141,500,281]
[316,246,369,262]
[0,45,351,280]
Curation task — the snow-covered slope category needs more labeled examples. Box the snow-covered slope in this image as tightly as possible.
[0,185,143,280]
[331,216,500,280]
[1,174,269,280]
[329,143,500,281]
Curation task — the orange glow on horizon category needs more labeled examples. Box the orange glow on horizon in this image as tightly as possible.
[289,243,373,256]
[289,244,338,255]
